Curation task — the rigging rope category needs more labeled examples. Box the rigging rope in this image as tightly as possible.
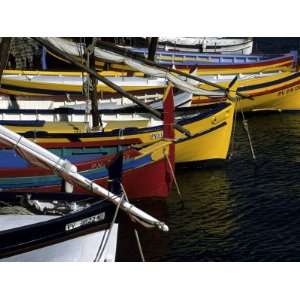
[120,182,146,262]
[164,148,182,199]
[228,99,240,160]
[93,193,124,262]
[134,229,145,262]
[238,97,256,161]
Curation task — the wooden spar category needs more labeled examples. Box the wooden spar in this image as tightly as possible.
[86,37,101,129]
[147,37,158,61]
[33,37,192,137]
[0,38,12,83]
[94,39,252,100]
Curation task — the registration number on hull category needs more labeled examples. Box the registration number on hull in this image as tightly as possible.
[277,85,300,96]
[65,213,106,231]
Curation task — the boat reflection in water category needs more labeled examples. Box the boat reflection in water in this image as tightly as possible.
[165,167,237,262]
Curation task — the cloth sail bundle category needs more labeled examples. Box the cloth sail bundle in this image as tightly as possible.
[42,37,225,97]
[0,124,169,232]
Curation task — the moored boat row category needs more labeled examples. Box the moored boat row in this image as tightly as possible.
[2,37,300,262]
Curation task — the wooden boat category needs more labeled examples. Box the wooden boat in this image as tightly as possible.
[0,116,170,228]
[155,37,254,54]
[123,49,298,76]
[0,140,173,199]
[0,86,176,199]
[1,100,235,165]
[43,38,297,77]
[0,71,166,97]
[0,92,192,130]
[91,50,298,76]
[0,69,282,111]
[191,71,300,111]
[0,192,118,261]
[0,74,192,110]
[0,122,169,261]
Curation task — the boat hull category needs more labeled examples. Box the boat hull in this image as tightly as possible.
[1,223,118,262]
[0,141,173,199]
[156,37,253,54]
[239,72,300,111]
[0,194,118,261]
[106,51,297,76]
[192,72,300,112]
[1,102,235,164]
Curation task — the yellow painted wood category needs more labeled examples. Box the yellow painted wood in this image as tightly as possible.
[192,72,300,111]
[5,101,235,163]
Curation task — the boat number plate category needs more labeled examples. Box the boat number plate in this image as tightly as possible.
[65,213,105,231]
[151,132,163,140]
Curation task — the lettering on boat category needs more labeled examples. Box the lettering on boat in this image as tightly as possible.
[151,132,163,140]
[277,85,300,96]
[65,213,106,231]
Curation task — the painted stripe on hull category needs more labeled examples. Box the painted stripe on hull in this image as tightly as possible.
[0,150,172,199]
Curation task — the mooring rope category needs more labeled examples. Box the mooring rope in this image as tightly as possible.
[164,149,182,199]
[227,85,256,161]
[134,228,145,262]
[93,193,124,262]
[228,99,239,160]
[240,103,256,160]
[120,183,146,262]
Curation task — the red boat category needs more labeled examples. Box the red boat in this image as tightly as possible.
[0,87,175,200]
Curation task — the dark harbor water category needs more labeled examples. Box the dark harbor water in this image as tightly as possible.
[117,111,300,261]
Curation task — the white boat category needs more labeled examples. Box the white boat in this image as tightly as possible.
[157,37,253,54]
[0,192,118,262]
[0,124,169,261]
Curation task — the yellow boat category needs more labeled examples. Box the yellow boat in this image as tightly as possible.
[243,72,300,111]
[3,101,235,164]
[192,71,300,111]
[0,69,164,97]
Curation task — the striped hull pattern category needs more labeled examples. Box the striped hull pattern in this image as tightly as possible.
[192,71,300,111]
[0,80,164,97]
[46,48,297,76]
[2,102,235,163]
[238,71,300,111]
[96,52,297,76]
[0,194,116,260]
[0,142,173,199]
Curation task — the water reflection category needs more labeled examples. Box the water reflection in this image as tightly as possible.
[125,112,300,261]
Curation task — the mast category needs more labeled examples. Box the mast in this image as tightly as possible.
[85,37,101,130]
[33,37,192,137]
[147,37,158,62]
[0,38,12,83]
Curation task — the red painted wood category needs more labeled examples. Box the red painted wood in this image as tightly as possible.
[14,157,171,199]
[0,148,140,177]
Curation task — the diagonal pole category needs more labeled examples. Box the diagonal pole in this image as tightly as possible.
[95,39,253,100]
[33,37,192,137]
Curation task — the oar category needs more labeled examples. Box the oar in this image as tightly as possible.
[95,39,254,101]
[33,37,192,138]
[0,124,169,232]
